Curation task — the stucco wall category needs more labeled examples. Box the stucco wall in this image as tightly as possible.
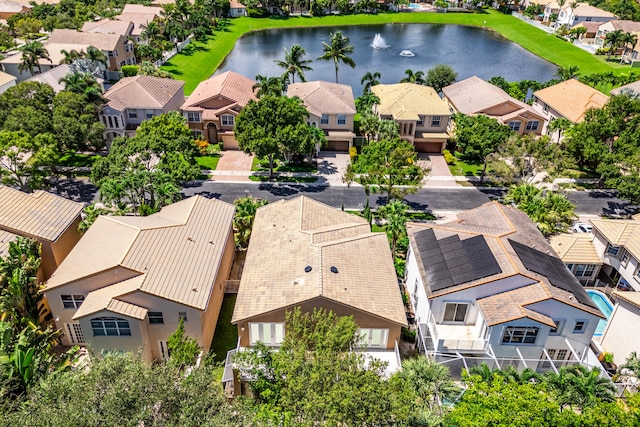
[601,299,640,365]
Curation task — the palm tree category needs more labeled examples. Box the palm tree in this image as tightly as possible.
[85,46,108,68]
[360,71,381,92]
[547,117,572,141]
[233,195,268,249]
[400,69,426,85]
[275,44,313,84]
[377,199,408,254]
[59,49,82,65]
[620,31,638,58]
[604,29,624,60]
[252,75,286,98]
[317,31,355,84]
[59,72,104,105]
[140,20,164,47]
[18,41,51,75]
[545,365,616,409]
[556,65,580,81]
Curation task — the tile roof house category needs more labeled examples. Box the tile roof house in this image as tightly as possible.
[0,185,84,280]
[227,196,407,393]
[571,21,602,40]
[442,76,547,135]
[405,201,604,374]
[44,196,236,361]
[0,0,31,19]
[600,291,640,365]
[287,81,356,151]
[0,70,16,94]
[555,2,617,27]
[611,80,640,96]
[27,63,104,93]
[181,71,256,149]
[371,83,451,153]
[229,0,247,17]
[532,79,609,140]
[100,75,185,142]
[549,232,602,286]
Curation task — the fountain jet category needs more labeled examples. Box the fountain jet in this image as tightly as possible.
[371,33,389,49]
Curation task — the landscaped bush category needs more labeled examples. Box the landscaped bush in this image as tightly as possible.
[443,149,456,165]
[122,65,139,77]
[401,327,416,342]
[349,146,357,161]
[595,47,611,55]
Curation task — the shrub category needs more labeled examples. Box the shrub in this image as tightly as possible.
[595,47,610,56]
[206,143,221,156]
[121,65,139,77]
[401,327,416,342]
[394,258,405,277]
[443,149,456,165]
[349,146,357,161]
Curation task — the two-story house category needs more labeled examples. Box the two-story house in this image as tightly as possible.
[371,83,451,153]
[287,80,356,152]
[44,196,236,361]
[0,0,31,20]
[590,216,640,291]
[555,3,616,28]
[181,71,256,150]
[549,232,603,286]
[227,196,407,396]
[405,202,604,374]
[532,79,609,140]
[82,4,163,43]
[442,76,546,135]
[100,75,185,142]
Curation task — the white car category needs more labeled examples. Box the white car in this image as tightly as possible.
[572,223,593,233]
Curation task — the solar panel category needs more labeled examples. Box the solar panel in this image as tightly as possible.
[414,229,502,292]
[509,239,598,309]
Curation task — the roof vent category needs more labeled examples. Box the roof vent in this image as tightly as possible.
[192,288,198,292]
[330,266,339,274]
[305,266,312,273]
[187,237,194,242]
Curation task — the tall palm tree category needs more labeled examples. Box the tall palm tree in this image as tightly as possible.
[545,365,616,409]
[58,72,104,105]
[233,195,268,249]
[556,65,580,81]
[140,20,163,47]
[377,199,408,254]
[604,29,624,60]
[317,31,355,84]
[620,31,638,58]
[59,49,82,65]
[275,44,313,84]
[85,46,108,68]
[18,41,51,75]
[400,69,426,85]
[547,117,572,141]
[252,75,286,98]
[360,71,381,92]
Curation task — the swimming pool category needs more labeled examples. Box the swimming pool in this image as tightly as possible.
[586,289,613,336]
[408,3,421,9]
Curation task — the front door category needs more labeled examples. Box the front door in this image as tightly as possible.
[207,123,218,144]
[65,323,85,344]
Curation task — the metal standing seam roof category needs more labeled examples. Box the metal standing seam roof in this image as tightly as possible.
[231,196,407,326]
[533,79,609,123]
[45,196,235,311]
[371,83,451,120]
[287,81,356,117]
[181,70,256,109]
[591,218,640,261]
[549,232,602,264]
[0,185,84,242]
[103,76,185,111]
[72,275,147,320]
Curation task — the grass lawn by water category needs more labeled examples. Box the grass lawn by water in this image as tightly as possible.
[162,10,631,94]
[195,154,220,170]
[210,294,238,363]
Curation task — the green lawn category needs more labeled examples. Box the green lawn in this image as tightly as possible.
[448,157,487,176]
[195,154,220,170]
[57,152,102,168]
[162,10,631,94]
[210,294,238,363]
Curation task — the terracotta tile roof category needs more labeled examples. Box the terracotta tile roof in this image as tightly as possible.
[232,196,407,326]
[533,79,609,123]
[27,64,103,93]
[0,229,19,258]
[613,290,640,309]
[287,81,356,117]
[230,0,246,7]
[103,75,184,111]
[476,284,555,327]
[610,80,640,96]
[72,275,147,320]
[573,21,601,32]
[0,70,16,86]
[371,83,451,120]
[549,232,601,264]
[121,4,163,15]
[116,11,161,36]
[0,185,83,242]
[566,2,616,18]
[591,218,640,260]
[47,29,124,51]
[607,20,640,32]
[46,196,235,310]
[182,70,256,109]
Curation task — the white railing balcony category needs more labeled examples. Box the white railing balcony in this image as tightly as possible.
[440,337,489,352]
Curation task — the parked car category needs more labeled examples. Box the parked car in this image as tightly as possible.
[572,222,593,233]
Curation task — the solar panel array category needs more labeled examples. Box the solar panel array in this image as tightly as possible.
[415,229,502,292]
[509,239,598,309]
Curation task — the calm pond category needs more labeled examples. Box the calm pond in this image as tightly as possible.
[216,23,558,96]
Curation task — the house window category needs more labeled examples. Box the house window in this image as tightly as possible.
[186,112,200,123]
[108,50,114,57]
[417,115,424,126]
[320,114,329,125]
[442,302,468,323]
[549,320,564,335]
[431,116,441,127]
[114,116,119,128]
[90,317,131,336]
[128,111,138,119]
[573,321,587,333]
[635,267,640,281]
[575,264,595,277]
[412,279,419,307]
[61,295,84,309]
[221,114,235,126]
[249,322,285,346]
[359,328,389,348]
[145,110,155,119]
[125,43,133,52]
[191,130,203,139]
[179,312,188,322]
[119,60,126,67]
[148,312,164,325]
[502,326,539,344]
[525,120,539,131]
[508,121,521,131]
[543,104,549,114]
[337,115,346,125]
[621,250,630,266]
[606,244,620,257]
[107,116,113,128]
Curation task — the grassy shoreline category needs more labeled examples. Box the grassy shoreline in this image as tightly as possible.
[162,10,631,94]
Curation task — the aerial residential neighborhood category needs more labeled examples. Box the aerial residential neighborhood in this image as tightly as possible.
[2,0,640,424]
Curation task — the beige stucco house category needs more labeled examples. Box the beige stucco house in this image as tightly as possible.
[0,70,16,94]
[181,71,256,150]
[600,291,640,365]
[442,76,546,135]
[44,196,236,361]
[81,4,163,43]
[287,80,356,151]
[0,0,31,20]
[555,3,616,28]
[549,232,603,286]
[0,185,84,281]
[100,75,185,142]
[371,83,451,153]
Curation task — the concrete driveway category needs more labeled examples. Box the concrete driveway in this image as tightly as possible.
[317,151,350,186]
[418,154,457,187]
[215,150,254,171]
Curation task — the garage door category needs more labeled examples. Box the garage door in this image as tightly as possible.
[414,141,443,153]
[221,135,240,150]
[325,140,350,151]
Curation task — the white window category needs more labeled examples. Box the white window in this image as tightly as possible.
[119,60,126,67]
[128,110,138,119]
[606,244,620,257]
[145,110,155,119]
[125,43,133,52]
[221,114,235,126]
[502,326,539,344]
[249,322,285,346]
[417,115,424,126]
[549,320,564,335]
[575,264,595,277]
[90,317,131,336]
[66,323,85,344]
[443,302,468,323]
[359,328,389,348]
[508,121,521,131]
[525,120,539,131]
[621,250,630,266]
[61,294,84,309]
[337,114,347,125]
[148,312,164,325]
[543,104,549,114]
[412,279,419,307]
[186,112,200,123]
[573,321,587,333]
[320,114,329,125]
[108,50,114,57]
[431,116,441,127]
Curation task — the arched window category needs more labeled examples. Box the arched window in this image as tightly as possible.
[90,317,131,336]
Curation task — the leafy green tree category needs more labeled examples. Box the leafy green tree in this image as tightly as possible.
[378,199,408,257]
[545,365,616,410]
[361,70,381,92]
[167,318,200,367]
[53,90,105,151]
[13,17,42,39]
[0,131,59,192]
[233,195,268,249]
[275,44,313,83]
[234,95,309,178]
[452,113,512,182]
[317,31,355,84]
[400,69,426,85]
[252,74,287,98]
[504,183,576,235]
[547,116,573,141]
[604,29,624,59]
[355,91,380,116]
[0,81,55,136]
[425,64,458,93]
[359,113,380,142]
[18,41,51,76]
